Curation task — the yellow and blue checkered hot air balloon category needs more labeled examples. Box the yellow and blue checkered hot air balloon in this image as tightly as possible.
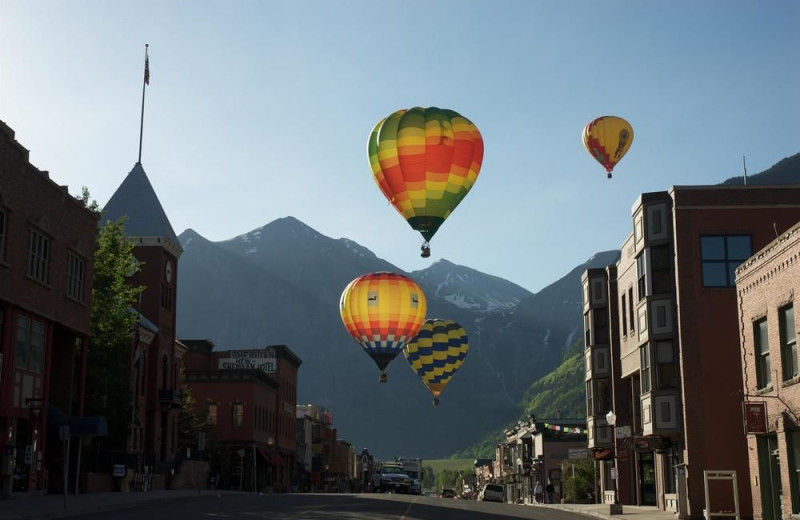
[339,272,427,383]
[368,107,484,258]
[403,319,469,405]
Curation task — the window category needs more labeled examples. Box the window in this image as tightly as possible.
[596,379,611,415]
[754,318,771,389]
[594,309,609,345]
[656,341,677,389]
[621,293,628,335]
[781,305,797,381]
[15,315,45,373]
[701,235,752,287]
[641,346,651,393]
[208,402,218,424]
[0,208,6,261]
[27,229,50,283]
[628,288,635,331]
[651,245,671,294]
[232,403,244,428]
[67,254,85,301]
[586,381,593,415]
[636,254,647,301]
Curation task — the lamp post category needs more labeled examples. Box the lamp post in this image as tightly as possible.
[267,437,274,490]
[605,410,622,514]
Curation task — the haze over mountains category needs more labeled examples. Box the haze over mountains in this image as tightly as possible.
[176,218,618,459]
[175,153,798,459]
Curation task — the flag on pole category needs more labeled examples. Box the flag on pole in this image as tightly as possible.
[144,50,150,85]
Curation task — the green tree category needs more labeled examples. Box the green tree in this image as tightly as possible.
[560,459,595,503]
[85,214,144,449]
[422,465,435,489]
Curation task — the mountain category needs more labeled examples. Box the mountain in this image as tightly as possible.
[451,336,586,459]
[721,153,800,185]
[176,217,618,459]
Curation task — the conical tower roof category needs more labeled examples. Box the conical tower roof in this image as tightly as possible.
[102,162,183,255]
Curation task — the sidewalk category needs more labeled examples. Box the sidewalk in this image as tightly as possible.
[0,490,236,520]
[533,502,678,520]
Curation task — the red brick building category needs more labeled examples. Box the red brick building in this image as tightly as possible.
[0,121,98,496]
[737,220,800,520]
[583,185,800,517]
[182,341,301,492]
[102,161,184,484]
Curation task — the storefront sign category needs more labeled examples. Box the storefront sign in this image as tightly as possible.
[568,448,589,460]
[113,464,126,477]
[218,350,276,373]
[744,402,768,434]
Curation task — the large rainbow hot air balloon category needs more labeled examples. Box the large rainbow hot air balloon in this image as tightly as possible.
[339,272,427,382]
[368,107,484,258]
[403,319,469,405]
[582,116,634,178]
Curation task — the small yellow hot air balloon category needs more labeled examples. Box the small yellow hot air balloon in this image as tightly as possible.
[582,116,634,178]
[339,272,427,383]
[403,319,468,405]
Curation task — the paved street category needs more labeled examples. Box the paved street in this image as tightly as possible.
[74,493,586,520]
[0,490,680,520]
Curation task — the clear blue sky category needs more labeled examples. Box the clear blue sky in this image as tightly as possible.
[2,0,799,294]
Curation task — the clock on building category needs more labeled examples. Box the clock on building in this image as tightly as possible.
[165,260,173,283]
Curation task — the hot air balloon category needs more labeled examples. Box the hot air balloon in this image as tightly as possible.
[403,319,468,405]
[582,116,634,178]
[368,107,484,258]
[339,272,427,383]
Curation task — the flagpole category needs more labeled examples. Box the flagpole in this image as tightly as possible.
[137,44,149,164]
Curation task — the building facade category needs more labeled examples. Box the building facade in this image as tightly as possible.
[102,162,184,485]
[498,416,588,504]
[737,220,800,520]
[0,121,99,496]
[583,185,800,518]
[182,341,301,492]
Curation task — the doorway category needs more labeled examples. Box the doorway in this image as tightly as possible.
[639,452,656,505]
[757,435,782,520]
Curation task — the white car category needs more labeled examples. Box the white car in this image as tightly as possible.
[479,483,504,503]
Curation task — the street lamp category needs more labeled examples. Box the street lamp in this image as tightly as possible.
[605,410,621,512]
[267,437,274,489]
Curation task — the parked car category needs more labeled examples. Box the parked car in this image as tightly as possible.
[478,483,504,503]
[441,488,456,498]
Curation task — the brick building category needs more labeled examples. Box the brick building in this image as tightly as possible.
[737,220,800,520]
[583,185,800,517]
[182,341,301,492]
[101,161,184,484]
[0,121,99,496]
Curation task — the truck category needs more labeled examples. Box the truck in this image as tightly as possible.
[396,457,423,495]
[371,462,412,493]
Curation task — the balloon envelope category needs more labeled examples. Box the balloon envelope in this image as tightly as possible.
[582,116,634,178]
[368,107,484,244]
[403,319,469,403]
[339,272,427,379]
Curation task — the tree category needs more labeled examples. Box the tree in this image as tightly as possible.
[561,458,595,503]
[84,211,144,450]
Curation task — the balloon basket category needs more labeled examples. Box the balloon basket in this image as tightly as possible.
[379,372,387,383]
[433,398,440,406]
[607,172,612,179]
[420,242,431,258]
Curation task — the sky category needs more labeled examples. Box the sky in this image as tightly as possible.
[2,0,799,294]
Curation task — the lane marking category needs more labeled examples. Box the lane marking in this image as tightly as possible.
[399,496,418,520]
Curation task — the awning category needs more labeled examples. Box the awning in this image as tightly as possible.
[256,446,284,466]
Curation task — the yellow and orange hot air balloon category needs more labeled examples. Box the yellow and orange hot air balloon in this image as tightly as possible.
[339,272,427,383]
[368,107,484,258]
[582,116,634,178]
[403,319,469,405]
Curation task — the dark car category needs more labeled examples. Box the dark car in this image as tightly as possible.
[441,488,456,498]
